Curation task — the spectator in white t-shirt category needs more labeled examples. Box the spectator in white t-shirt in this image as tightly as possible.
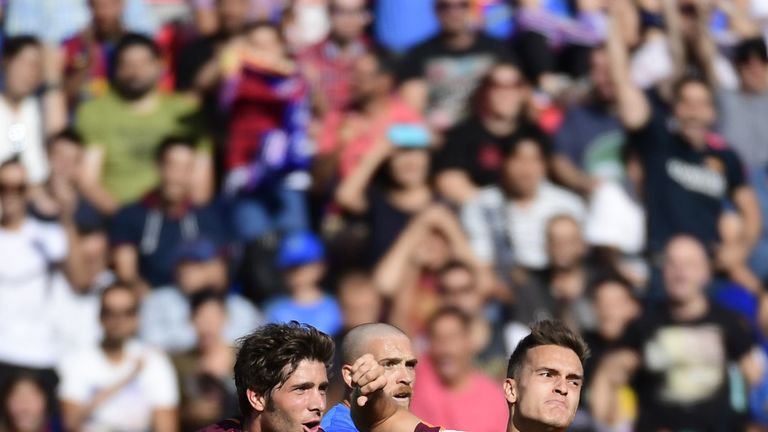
[0,159,67,406]
[52,221,115,356]
[58,282,179,432]
[460,131,586,272]
[0,36,67,186]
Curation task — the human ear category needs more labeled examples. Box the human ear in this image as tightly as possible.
[341,364,354,388]
[247,389,266,412]
[504,378,518,404]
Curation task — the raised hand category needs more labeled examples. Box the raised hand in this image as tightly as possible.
[350,354,388,407]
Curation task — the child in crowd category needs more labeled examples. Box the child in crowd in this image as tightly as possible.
[264,231,343,336]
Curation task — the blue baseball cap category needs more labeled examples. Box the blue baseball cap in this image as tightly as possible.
[277,231,325,269]
[174,238,221,266]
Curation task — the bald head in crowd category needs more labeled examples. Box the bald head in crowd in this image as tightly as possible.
[341,324,417,408]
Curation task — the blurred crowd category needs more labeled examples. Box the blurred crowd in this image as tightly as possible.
[2,0,768,431]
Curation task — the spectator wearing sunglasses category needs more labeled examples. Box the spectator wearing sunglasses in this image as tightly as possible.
[397,0,512,131]
[0,159,68,415]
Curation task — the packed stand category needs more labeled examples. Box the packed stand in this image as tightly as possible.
[2,0,768,431]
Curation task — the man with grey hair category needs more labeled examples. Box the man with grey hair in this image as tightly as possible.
[321,323,417,432]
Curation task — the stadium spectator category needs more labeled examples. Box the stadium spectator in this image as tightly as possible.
[397,0,511,130]
[0,375,50,432]
[719,37,768,169]
[299,0,371,115]
[58,282,179,432]
[436,261,507,379]
[265,231,343,336]
[198,322,333,432]
[582,277,641,381]
[337,271,383,332]
[576,276,641,431]
[333,116,432,264]
[140,238,261,352]
[176,0,253,93]
[220,22,312,243]
[607,6,762,267]
[77,34,212,214]
[0,36,66,186]
[32,129,101,227]
[0,161,68,406]
[590,235,763,431]
[551,46,624,193]
[172,290,239,431]
[52,221,114,356]
[63,0,157,105]
[511,0,608,87]
[4,0,157,43]
[108,137,227,290]
[434,61,540,205]
[322,323,416,432]
[460,132,586,273]
[315,49,423,190]
[374,204,488,336]
[411,307,507,432]
[511,215,596,331]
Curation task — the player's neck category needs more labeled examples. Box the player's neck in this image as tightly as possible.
[508,414,566,432]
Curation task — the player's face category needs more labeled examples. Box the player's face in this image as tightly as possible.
[367,335,417,408]
[505,345,583,429]
[262,360,328,432]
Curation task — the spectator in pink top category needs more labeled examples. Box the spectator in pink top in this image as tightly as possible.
[314,49,423,187]
[411,306,509,432]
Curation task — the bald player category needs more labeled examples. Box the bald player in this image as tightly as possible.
[349,320,590,432]
[321,323,417,432]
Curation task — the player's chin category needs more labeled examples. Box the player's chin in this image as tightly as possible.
[540,407,574,427]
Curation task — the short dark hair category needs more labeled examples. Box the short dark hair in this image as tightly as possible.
[735,37,768,65]
[0,157,23,173]
[426,306,472,336]
[155,136,197,163]
[503,129,551,160]
[234,322,334,417]
[99,281,139,318]
[471,60,526,112]
[507,320,590,379]
[190,288,226,316]
[0,374,47,431]
[671,75,712,101]
[589,275,637,302]
[47,128,84,150]
[2,35,41,61]
[365,46,397,78]
[111,33,161,67]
